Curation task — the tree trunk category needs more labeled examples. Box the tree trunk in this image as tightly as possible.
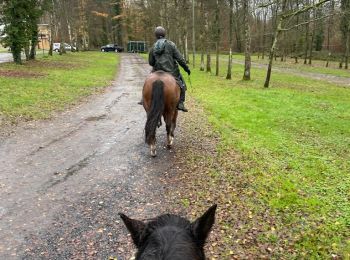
[12,43,22,64]
[308,1,316,65]
[226,48,232,80]
[29,40,36,60]
[192,0,195,68]
[304,4,310,64]
[204,3,210,73]
[29,26,38,60]
[185,34,189,63]
[326,52,330,67]
[199,0,205,71]
[264,18,282,88]
[206,51,211,73]
[344,8,350,69]
[234,0,242,52]
[339,56,344,68]
[48,9,54,56]
[24,44,30,61]
[304,23,310,64]
[345,29,350,69]
[216,43,219,76]
[326,0,334,53]
[325,1,333,67]
[243,0,251,81]
[215,0,220,76]
[226,0,233,79]
[262,10,267,59]
[200,51,205,71]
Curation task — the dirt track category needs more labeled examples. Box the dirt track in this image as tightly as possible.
[0,54,183,259]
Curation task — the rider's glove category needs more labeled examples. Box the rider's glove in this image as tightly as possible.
[185,67,191,75]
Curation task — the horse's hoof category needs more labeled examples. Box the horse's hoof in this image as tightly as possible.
[167,137,174,149]
[151,151,157,157]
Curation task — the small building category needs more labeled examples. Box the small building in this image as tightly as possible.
[37,24,50,50]
[127,41,147,53]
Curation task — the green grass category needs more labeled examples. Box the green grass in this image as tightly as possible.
[0,52,119,123]
[186,55,350,258]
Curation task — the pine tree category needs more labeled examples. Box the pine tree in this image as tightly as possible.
[0,0,44,64]
[1,0,29,64]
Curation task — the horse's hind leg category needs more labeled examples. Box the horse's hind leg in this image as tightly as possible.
[166,125,174,149]
[166,111,177,149]
[170,110,178,141]
[165,114,173,149]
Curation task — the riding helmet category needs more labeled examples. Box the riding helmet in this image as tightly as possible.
[155,26,166,39]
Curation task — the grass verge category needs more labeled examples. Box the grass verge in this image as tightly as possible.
[0,52,119,125]
[147,52,350,258]
[190,56,349,258]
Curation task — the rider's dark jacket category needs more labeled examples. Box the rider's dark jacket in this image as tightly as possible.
[148,38,190,84]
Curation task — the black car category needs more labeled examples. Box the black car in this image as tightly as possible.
[101,44,124,52]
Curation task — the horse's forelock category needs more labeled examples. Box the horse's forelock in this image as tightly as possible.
[136,215,205,260]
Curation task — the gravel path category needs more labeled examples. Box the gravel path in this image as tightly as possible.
[0,54,183,259]
[231,60,350,87]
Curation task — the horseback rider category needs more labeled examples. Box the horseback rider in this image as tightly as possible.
[148,26,190,112]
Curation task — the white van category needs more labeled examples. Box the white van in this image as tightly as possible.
[53,43,76,52]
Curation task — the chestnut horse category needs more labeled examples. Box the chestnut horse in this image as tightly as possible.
[143,71,180,157]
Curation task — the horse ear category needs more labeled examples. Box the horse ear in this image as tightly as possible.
[119,213,146,247]
[191,204,217,247]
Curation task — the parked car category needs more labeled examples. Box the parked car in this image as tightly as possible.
[53,43,76,52]
[101,44,124,52]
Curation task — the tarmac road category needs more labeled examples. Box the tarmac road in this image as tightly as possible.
[0,52,13,63]
[0,54,181,259]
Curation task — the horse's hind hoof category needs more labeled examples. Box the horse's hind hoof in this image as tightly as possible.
[151,150,157,157]
[150,146,157,157]
[167,136,174,149]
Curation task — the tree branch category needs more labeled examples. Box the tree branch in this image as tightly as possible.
[280,14,334,31]
[257,0,279,9]
[281,0,331,19]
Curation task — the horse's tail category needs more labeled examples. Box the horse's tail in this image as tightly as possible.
[145,79,165,145]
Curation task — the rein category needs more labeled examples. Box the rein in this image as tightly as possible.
[187,75,193,92]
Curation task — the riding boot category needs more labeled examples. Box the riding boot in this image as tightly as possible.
[177,87,188,112]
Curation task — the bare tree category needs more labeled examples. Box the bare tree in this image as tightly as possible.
[226,0,234,80]
[341,0,350,69]
[192,0,195,68]
[308,0,316,65]
[243,0,251,80]
[215,0,220,76]
[263,0,331,88]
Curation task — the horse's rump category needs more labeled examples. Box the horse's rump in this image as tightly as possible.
[142,71,180,156]
[143,71,180,113]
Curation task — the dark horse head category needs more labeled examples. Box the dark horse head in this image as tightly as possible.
[119,204,217,260]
